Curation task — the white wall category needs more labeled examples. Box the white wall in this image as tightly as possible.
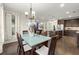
[0,3,5,53]
[19,14,28,34]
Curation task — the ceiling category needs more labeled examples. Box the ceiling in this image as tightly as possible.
[4,3,79,20]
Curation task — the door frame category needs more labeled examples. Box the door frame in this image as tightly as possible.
[4,10,19,44]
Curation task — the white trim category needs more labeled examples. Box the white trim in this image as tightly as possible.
[4,11,18,44]
[4,38,17,44]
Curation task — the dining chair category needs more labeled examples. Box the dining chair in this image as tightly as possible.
[22,31,29,45]
[41,31,47,36]
[17,33,26,45]
[16,33,32,55]
[49,31,56,37]
[17,33,21,54]
[23,30,28,34]
[35,35,58,55]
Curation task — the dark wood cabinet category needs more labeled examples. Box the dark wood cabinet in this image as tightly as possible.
[64,30,77,37]
[58,20,64,24]
[77,33,79,48]
[64,19,79,27]
[65,20,71,27]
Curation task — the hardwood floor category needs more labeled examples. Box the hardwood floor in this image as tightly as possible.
[55,36,79,55]
[2,42,18,55]
[1,36,79,55]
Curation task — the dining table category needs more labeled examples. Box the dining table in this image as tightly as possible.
[21,33,51,54]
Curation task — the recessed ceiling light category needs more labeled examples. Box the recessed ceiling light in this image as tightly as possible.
[66,11,70,14]
[69,15,72,17]
[60,3,64,8]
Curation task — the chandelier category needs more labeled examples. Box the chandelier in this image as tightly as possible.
[25,3,35,20]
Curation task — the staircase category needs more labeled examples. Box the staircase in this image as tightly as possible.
[55,36,79,55]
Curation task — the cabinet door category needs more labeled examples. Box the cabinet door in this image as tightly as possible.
[58,20,64,24]
[5,13,17,43]
[65,20,71,27]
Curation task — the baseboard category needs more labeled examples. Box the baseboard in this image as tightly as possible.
[4,39,17,44]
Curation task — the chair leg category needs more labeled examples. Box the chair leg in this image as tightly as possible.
[17,45,19,54]
[22,50,32,55]
[17,45,21,55]
[23,52,25,55]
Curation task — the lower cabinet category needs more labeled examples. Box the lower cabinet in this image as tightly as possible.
[77,33,79,48]
[64,30,77,37]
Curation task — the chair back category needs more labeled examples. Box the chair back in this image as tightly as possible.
[48,35,58,55]
[49,31,56,37]
[16,33,25,54]
[23,30,28,34]
[16,33,21,44]
[19,36,25,54]
[41,31,47,36]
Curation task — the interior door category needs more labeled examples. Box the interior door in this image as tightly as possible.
[5,13,17,43]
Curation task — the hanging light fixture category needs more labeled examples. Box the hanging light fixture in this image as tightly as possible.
[25,12,29,16]
[25,3,35,20]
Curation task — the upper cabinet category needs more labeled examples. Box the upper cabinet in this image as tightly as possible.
[65,19,79,27]
[58,20,64,24]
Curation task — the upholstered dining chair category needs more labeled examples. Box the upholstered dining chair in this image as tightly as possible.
[35,35,58,55]
[41,31,47,36]
[16,33,32,55]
